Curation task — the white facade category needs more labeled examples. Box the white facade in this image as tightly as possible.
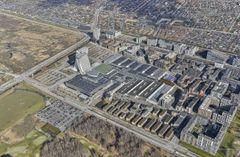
[147,38,158,46]
[106,31,122,39]
[93,27,101,41]
[74,47,91,74]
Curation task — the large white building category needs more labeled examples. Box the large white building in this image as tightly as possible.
[74,47,91,74]
[93,27,101,41]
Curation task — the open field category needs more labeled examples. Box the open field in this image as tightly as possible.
[0,83,47,132]
[0,129,49,157]
[0,74,13,85]
[0,83,50,157]
[180,109,240,157]
[0,12,85,74]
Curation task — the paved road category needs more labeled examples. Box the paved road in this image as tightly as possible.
[0,11,199,156]
[22,75,199,157]
[184,54,240,71]
[0,35,90,93]
[0,31,224,157]
[0,35,199,156]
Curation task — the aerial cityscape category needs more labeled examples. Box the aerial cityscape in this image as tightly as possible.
[0,0,239,157]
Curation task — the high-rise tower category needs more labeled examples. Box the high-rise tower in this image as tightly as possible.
[74,47,91,74]
[93,27,101,41]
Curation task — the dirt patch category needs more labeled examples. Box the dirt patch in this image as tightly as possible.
[0,13,84,74]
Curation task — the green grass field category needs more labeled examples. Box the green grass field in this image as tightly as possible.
[0,83,49,156]
[179,141,215,157]
[0,84,45,132]
[0,130,48,157]
[41,123,61,137]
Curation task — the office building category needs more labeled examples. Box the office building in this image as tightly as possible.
[74,47,92,74]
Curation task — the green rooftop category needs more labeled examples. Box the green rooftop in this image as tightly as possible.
[94,64,113,74]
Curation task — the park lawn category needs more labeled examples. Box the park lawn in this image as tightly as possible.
[27,131,48,156]
[220,132,235,149]
[0,85,45,132]
[0,130,48,157]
